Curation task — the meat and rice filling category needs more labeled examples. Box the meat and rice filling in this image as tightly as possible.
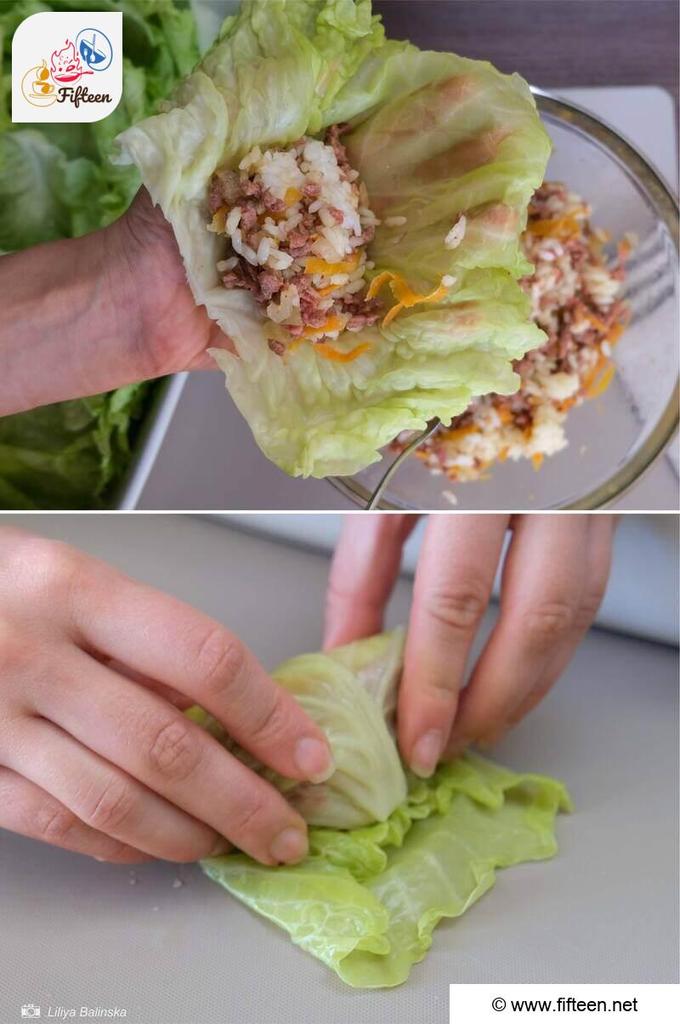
[396,181,632,485]
[208,124,382,358]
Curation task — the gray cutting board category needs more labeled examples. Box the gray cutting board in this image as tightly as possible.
[0,514,677,1024]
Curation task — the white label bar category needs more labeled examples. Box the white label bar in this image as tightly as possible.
[449,984,679,1023]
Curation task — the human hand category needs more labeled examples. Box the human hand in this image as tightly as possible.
[0,188,229,416]
[0,529,332,865]
[324,514,615,776]
[109,187,231,378]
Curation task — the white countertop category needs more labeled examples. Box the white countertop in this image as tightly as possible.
[0,514,677,1024]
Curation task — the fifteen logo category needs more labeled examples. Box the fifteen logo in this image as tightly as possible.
[12,12,121,123]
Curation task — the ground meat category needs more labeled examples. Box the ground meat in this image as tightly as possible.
[511,407,533,430]
[302,307,329,329]
[324,123,351,173]
[293,274,320,300]
[259,270,283,301]
[296,277,326,326]
[209,169,243,213]
[347,312,381,331]
[353,224,375,246]
[208,178,224,215]
[238,205,257,232]
[557,327,577,362]
[343,293,381,315]
[222,260,282,303]
[211,125,380,346]
[447,408,476,431]
[342,291,382,330]
[287,230,314,257]
[565,238,589,269]
[262,189,286,213]
[501,392,534,430]
[241,178,263,199]
[221,270,258,295]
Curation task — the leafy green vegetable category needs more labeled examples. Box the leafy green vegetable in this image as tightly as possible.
[189,629,409,828]
[0,385,148,509]
[116,0,550,478]
[194,630,571,988]
[0,0,200,509]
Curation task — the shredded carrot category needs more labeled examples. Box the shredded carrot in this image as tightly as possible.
[617,238,633,260]
[382,304,404,328]
[556,397,577,413]
[284,187,302,205]
[605,322,625,346]
[316,285,337,297]
[366,271,393,301]
[209,206,228,233]
[315,342,371,363]
[496,406,513,425]
[391,276,449,307]
[440,424,478,443]
[284,331,369,361]
[304,253,360,276]
[585,311,609,333]
[531,453,544,470]
[301,315,346,339]
[582,353,608,390]
[367,270,451,327]
[529,215,581,240]
[585,362,616,399]
[582,350,617,399]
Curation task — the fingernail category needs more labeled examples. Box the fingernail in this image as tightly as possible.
[294,737,334,783]
[270,827,308,865]
[410,729,444,779]
[209,836,231,857]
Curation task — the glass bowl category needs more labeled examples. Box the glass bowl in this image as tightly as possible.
[330,90,679,510]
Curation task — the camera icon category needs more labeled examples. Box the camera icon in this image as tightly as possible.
[21,1006,41,1019]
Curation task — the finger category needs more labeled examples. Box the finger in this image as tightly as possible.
[324,514,418,649]
[398,514,510,777]
[4,717,225,863]
[100,656,193,710]
[501,515,615,732]
[31,649,310,866]
[0,766,153,863]
[446,514,592,756]
[67,560,333,785]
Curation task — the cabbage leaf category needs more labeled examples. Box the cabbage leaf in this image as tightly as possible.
[115,0,550,477]
[193,630,571,987]
[188,629,408,828]
[203,754,571,988]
